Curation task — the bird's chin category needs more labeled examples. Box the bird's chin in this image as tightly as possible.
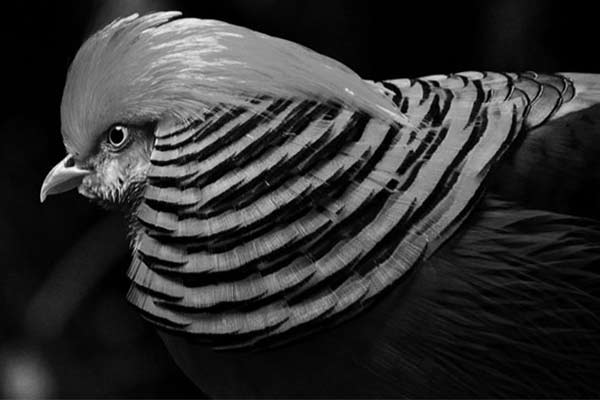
[78,185,120,210]
[78,184,95,200]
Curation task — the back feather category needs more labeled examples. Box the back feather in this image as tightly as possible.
[490,73,600,219]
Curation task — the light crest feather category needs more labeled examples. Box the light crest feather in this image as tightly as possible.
[61,11,406,159]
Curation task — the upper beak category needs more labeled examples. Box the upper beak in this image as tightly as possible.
[40,154,91,203]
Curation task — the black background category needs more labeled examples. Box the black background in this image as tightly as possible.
[0,1,598,397]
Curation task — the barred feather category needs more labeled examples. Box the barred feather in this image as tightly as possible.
[125,69,578,348]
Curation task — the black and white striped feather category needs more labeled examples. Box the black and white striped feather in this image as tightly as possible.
[126,70,575,348]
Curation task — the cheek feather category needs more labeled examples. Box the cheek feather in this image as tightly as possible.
[79,158,125,203]
[80,138,153,205]
[105,158,128,187]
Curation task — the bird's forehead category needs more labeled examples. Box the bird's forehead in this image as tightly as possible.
[59,12,188,158]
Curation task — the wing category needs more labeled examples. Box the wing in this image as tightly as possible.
[125,71,569,349]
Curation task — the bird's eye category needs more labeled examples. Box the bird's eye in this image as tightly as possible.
[107,125,129,148]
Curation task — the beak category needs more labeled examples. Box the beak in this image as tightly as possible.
[40,154,91,203]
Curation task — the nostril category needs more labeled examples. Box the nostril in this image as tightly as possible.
[64,156,75,168]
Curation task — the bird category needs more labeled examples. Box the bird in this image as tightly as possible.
[40,11,600,398]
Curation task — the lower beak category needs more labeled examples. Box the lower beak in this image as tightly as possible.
[40,154,91,203]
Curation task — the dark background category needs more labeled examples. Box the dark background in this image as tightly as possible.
[0,1,597,397]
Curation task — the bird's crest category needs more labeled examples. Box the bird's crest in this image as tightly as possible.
[60,11,404,159]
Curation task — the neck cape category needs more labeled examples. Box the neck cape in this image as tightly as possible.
[126,72,529,349]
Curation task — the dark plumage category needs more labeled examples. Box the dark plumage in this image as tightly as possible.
[40,12,600,397]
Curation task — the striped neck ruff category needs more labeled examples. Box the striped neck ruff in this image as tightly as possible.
[126,79,522,349]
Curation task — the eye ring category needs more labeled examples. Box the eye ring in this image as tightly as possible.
[107,125,129,148]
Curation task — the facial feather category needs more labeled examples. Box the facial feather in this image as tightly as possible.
[78,125,153,209]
